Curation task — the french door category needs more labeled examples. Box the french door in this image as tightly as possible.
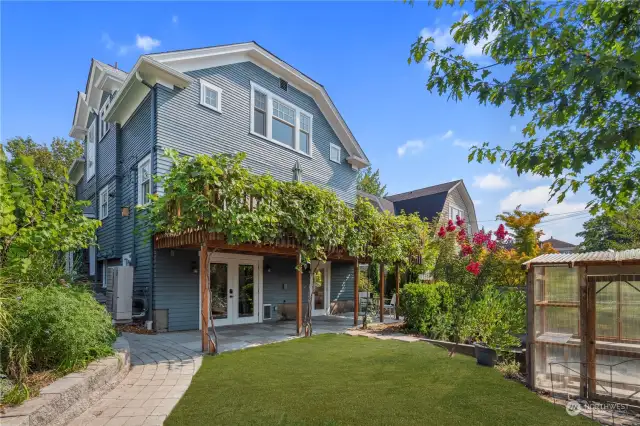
[203,253,262,328]
[310,261,331,316]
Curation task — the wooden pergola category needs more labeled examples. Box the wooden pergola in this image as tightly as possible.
[155,230,402,353]
[523,249,640,404]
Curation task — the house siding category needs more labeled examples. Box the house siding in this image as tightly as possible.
[442,187,478,233]
[154,249,199,331]
[263,256,310,308]
[155,61,357,204]
[96,178,117,260]
[330,261,354,302]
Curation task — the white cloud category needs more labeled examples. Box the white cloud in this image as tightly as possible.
[441,130,454,140]
[419,27,453,51]
[473,199,483,206]
[452,138,477,149]
[473,173,511,190]
[499,185,549,211]
[523,172,545,182]
[545,202,587,215]
[136,34,161,52]
[397,140,425,158]
[172,15,179,24]
[509,125,517,133]
[462,30,498,58]
[101,33,115,50]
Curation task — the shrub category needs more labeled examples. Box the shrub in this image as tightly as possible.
[2,284,116,385]
[495,360,522,380]
[460,285,526,352]
[399,282,464,340]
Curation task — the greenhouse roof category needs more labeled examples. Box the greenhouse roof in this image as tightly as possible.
[524,249,640,267]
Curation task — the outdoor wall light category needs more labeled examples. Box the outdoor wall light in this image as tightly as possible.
[266,264,272,273]
[121,206,130,217]
[191,261,198,274]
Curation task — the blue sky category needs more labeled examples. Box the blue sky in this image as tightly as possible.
[0,1,591,243]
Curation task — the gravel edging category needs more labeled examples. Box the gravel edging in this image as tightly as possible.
[0,336,130,426]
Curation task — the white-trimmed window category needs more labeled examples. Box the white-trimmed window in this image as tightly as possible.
[137,154,151,205]
[99,96,112,140]
[250,81,312,156]
[329,143,341,164]
[200,79,222,113]
[449,205,464,221]
[86,121,96,180]
[102,260,108,289]
[99,186,109,220]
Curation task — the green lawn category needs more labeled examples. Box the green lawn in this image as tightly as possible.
[166,334,592,425]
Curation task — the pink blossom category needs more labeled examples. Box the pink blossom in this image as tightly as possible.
[466,261,482,276]
[456,215,466,227]
[438,226,447,238]
[446,219,457,233]
[495,224,508,241]
[461,244,473,256]
[472,230,490,246]
[456,229,467,244]
[487,240,497,252]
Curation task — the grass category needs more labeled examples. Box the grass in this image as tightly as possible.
[166,334,593,425]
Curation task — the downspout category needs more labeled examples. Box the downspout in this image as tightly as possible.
[94,113,99,292]
[137,72,156,324]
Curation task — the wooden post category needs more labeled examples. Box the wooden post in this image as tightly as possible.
[296,252,303,336]
[586,267,596,398]
[395,264,400,320]
[379,263,385,323]
[200,244,209,353]
[579,266,588,398]
[353,259,359,326]
[526,267,536,389]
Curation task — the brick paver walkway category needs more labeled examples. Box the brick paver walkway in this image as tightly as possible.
[70,333,202,426]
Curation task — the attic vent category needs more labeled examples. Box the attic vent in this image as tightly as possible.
[279,78,288,91]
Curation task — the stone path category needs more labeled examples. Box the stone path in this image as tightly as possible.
[69,333,202,426]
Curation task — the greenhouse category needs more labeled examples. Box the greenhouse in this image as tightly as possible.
[524,249,640,404]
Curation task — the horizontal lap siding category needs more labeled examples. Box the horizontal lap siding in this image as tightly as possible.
[331,262,354,301]
[120,94,153,292]
[96,178,117,259]
[154,249,199,331]
[155,61,357,204]
[444,187,477,233]
[263,256,309,306]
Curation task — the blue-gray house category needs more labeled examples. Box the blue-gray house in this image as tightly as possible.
[68,42,370,333]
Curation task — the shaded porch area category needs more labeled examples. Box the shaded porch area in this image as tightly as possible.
[157,315,401,353]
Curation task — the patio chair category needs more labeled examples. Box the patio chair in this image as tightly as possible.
[383,294,396,316]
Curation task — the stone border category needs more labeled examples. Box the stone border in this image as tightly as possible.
[0,337,130,426]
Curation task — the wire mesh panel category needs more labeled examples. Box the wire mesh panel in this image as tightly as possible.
[621,275,640,341]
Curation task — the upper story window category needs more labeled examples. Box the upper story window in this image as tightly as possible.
[449,205,464,221]
[329,143,341,164]
[137,154,151,205]
[86,121,96,180]
[200,79,222,113]
[250,81,312,156]
[99,96,112,140]
[99,186,109,220]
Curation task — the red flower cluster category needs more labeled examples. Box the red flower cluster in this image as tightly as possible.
[495,224,508,241]
[438,226,447,238]
[461,244,473,256]
[487,240,497,252]
[455,215,465,227]
[472,230,490,246]
[456,229,467,244]
[466,261,481,276]
[446,219,457,233]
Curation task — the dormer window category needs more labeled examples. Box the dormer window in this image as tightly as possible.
[98,95,112,141]
[200,79,222,113]
[250,81,312,156]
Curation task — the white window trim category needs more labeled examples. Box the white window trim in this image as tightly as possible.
[449,204,464,221]
[99,186,109,220]
[199,79,223,113]
[249,81,313,158]
[329,143,341,164]
[98,96,112,141]
[86,121,96,181]
[137,154,152,206]
[102,260,108,289]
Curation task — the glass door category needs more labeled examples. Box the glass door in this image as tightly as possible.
[210,263,233,326]
[234,263,259,324]
[311,261,331,316]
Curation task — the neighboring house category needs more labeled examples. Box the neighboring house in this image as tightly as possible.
[68,42,370,332]
[540,237,576,254]
[359,180,479,234]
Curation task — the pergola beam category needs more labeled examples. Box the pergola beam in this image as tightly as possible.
[395,264,400,320]
[379,264,385,323]
[353,259,359,326]
[296,252,303,336]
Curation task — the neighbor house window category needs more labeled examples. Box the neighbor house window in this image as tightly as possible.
[137,154,151,205]
[99,186,109,220]
[199,79,223,113]
[99,96,112,140]
[250,81,313,156]
[86,121,96,180]
[329,143,341,164]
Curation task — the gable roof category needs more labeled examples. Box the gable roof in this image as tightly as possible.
[541,237,577,249]
[357,190,395,214]
[103,41,369,170]
[386,180,462,202]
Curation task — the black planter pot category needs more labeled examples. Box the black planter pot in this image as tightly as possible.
[474,343,497,367]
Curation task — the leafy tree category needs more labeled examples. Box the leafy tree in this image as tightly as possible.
[409,0,640,213]
[577,204,640,251]
[356,166,387,197]
[6,136,83,181]
[0,146,99,276]
[497,208,551,256]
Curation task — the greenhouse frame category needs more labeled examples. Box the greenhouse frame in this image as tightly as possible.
[524,249,640,404]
